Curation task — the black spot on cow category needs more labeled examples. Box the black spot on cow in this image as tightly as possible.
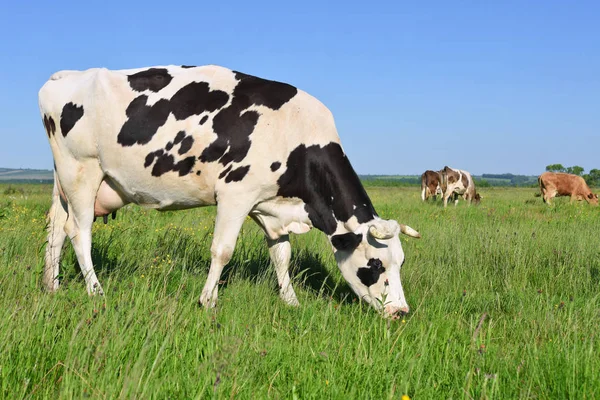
[196,170,202,176]
[144,148,194,177]
[165,142,173,151]
[225,165,250,183]
[199,71,297,166]
[151,153,196,177]
[199,115,208,125]
[118,82,228,147]
[181,65,196,69]
[175,157,196,176]
[144,149,163,168]
[331,232,363,252]
[277,143,376,235]
[118,96,171,146]
[178,136,194,155]
[170,82,230,120]
[43,115,56,138]
[232,72,298,110]
[128,68,173,92]
[43,117,50,138]
[356,258,385,287]
[144,153,155,168]
[270,162,281,172]
[60,103,84,136]
[48,116,56,134]
[173,131,186,144]
[218,165,233,179]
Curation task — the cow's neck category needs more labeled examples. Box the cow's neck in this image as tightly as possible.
[277,142,377,236]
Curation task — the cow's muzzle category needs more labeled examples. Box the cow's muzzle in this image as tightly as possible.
[384,305,410,320]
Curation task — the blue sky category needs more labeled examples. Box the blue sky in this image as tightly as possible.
[1,1,598,175]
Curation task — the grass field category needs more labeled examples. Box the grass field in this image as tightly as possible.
[1,184,599,398]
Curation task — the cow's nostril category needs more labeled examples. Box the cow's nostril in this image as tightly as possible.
[397,307,409,316]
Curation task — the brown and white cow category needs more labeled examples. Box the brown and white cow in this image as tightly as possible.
[440,166,477,207]
[538,172,598,206]
[420,170,443,201]
[39,65,421,318]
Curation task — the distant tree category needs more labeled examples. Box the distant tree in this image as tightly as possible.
[583,168,600,187]
[546,164,566,173]
[474,178,491,187]
[565,165,584,176]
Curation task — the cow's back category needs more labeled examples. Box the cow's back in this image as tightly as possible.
[39,65,340,209]
[540,172,592,197]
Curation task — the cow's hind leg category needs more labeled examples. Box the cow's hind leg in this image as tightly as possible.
[267,235,299,306]
[44,176,68,291]
[57,160,104,295]
[199,200,252,308]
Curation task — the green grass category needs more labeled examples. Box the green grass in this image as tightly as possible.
[1,184,599,398]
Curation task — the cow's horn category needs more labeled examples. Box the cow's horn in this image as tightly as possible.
[400,224,421,238]
[368,220,400,240]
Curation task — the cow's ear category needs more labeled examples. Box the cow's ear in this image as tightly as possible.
[588,193,594,199]
[331,232,363,252]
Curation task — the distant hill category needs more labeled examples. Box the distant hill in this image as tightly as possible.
[0,168,53,183]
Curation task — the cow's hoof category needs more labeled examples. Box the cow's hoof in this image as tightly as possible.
[199,293,217,308]
[281,295,300,307]
[87,282,104,296]
[285,298,300,307]
[43,277,59,292]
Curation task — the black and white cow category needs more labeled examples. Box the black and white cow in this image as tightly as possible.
[39,65,420,317]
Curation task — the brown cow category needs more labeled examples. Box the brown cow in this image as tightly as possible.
[420,170,443,201]
[538,172,598,205]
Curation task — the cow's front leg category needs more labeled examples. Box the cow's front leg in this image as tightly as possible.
[267,235,299,306]
[199,201,249,308]
[443,192,450,207]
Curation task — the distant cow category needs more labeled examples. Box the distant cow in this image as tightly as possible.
[39,65,421,318]
[538,172,598,206]
[440,166,477,207]
[420,170,443,201]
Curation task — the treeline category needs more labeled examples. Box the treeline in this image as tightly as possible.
[546,164,600,187]
[479,173,537,187]
[359,175,539,188]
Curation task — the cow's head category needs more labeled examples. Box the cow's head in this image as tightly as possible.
[330,218,420,318]
[587,192,599,205]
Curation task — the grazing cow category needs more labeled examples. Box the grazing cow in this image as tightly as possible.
[39,65,421,318]
[420,170,443,201]
[440,166,477,207]
[538,172,598,206]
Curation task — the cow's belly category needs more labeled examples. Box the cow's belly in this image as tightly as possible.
[102,170,217,211]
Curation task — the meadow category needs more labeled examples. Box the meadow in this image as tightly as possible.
[0,184,599,399]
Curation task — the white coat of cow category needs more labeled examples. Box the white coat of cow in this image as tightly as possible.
[39,65,420,318]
